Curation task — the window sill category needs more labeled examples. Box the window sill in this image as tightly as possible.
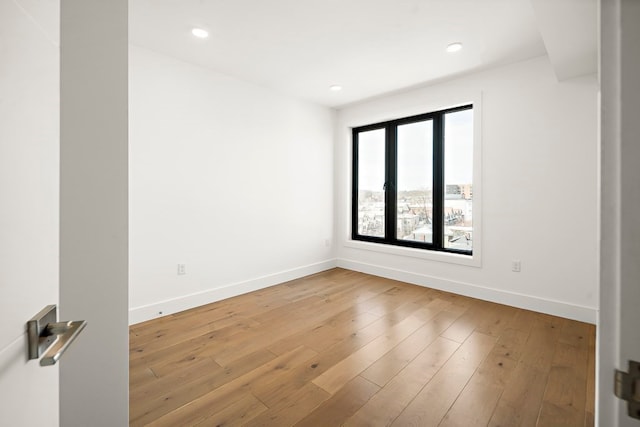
[343,239,481,268]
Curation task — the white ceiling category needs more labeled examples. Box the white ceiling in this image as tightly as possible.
[125,0,597,108]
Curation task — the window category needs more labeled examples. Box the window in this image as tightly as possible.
[352,105,474,255]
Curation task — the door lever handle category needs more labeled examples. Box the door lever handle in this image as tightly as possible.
[45,322,72,335]
[27,305,87,366]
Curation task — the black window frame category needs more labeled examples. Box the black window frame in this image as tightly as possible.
[351,104,473,255]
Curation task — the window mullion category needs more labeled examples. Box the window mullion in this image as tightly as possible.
[386,124,397,243]
[432,114,444,249]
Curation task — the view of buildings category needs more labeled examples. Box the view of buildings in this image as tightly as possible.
[356,108,474,252]
[357,183,473,251]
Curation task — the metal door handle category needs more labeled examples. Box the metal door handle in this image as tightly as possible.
[27,305,87,366]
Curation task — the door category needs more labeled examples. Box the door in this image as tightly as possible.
[0,1,129,425]
[58,0,129,425]
[0,0,61,424]
[599,0,640,425]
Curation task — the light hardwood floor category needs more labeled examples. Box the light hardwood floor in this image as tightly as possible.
[129,268,595,426]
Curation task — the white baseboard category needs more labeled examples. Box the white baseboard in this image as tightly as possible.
[130,257,597,325]
[129,259,338,325]
[337,258,597,324]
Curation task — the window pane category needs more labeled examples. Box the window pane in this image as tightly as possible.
[444,109,473,251]
[397,120,433,243]
[357,128,386,237]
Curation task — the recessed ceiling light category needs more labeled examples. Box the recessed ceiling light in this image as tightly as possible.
[446,42,463,53]
[191,28,209,39]
[330,85,342,92]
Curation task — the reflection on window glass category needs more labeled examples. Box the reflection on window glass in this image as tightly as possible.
[444,109,473,251]
[397,120,433,244]
[357,129,385,237]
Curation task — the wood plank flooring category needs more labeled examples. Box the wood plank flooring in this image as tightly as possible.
[129,268,595,426]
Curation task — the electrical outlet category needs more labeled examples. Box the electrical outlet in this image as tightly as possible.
[511,260,521,272]
[177,264,186,275]
[324,238,331,247]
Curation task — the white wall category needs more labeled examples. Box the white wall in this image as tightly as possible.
[0,0,59,425]
[129,46,335,323]
[336,56,598,323]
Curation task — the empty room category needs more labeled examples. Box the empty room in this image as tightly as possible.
[3,0,639,426]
